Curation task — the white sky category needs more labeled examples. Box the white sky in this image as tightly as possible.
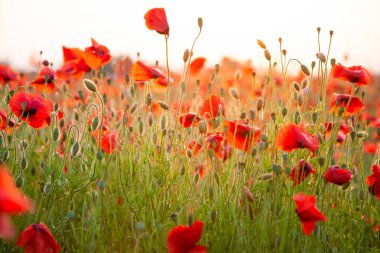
[0,0,379,73]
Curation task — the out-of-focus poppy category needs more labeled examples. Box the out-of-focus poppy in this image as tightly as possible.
[178,113,200,128]
[9,92,53,129]
[324,165,353,185]
[187,140,204,157]
[144,8,169,36]
[131,61,165,82]
[205,134,224,158]
[0,167,33,239]
[223,120,261,152]
[199,95,225,119]
[190,57,206,74]
[332,63,371,86]
[366,164,380,200]
[0,65,20,86]
[329,93,364,116]
[17,223,61,253]
[92,129,120,154]
[290,159,315,186]
[58,46,91,81]
[293,192,326,236]
[0,109,19,134]
[275,124,319,156]
[167,220,207,253]
[83,38,111,70]
[364,141,380,154]
[324,121,350,144]
[30,66,56,92]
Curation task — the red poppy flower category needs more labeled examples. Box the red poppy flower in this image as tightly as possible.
[223,120,261,152]
[62,46,84,63]
[9,92,53,129]
[167,220,207,253]
[275,124,319,156]
[324,165,353,185]
[30,66,56,92]
[199,95,225,119]
[366,164,380,200]
[0,65,20,85]
[290,159,315,186]
[57,47,91,81]
[190,57,206,74]
[205,134,224,159]
[131,61,165,82]
[144,8,169,35]
[187,140,204,157]
[0,109,19,134]
[83,38,111,70]
[178,113,201,128]
[0,168,33,239]
[293,193,326,236]
[92,130,120,154]
[324,121,350,144]
[332,63,371,86]
[329,93,364,116]
[17,223,61,253]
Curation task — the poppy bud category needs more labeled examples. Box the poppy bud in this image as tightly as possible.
[264,50,271,61]
[171,213,179,224]
[186,148,193,158]
[293,82,300,91]
[152,132,158,146]
[281,107,287,117]
[257,141,266,152]
[147,112,154,127]
[83,79,97,93]
[187,214,194,227]
[271,112,276,122]
[317,53,326,63]
[208,187,214,200]
[97,150,103,160]
[91,116,99,131]
[295,111,300,124]
[214,172,220,185]
[183,49,190,62]
[97,180,105,190]
[250,148,257,156]
[2,150,10,162]
[356,131,368,138]
[52,128,60,142]
[16,176,24,188]
[146,93,152,106]
[312,112,318,124]
[161,114,167,130]
[271,163,282,175]
[229,87,239,100]
[158,101,170,110]
[330,58,336,66]
[301,64,310,76]
[181,81,186,91]
[302,79,308,89]
[70,142,81,158]
[257,98,264,111]
[311,61,316,69]
[130,102,138,114]
[210,209,217,222]
[338,106,345,116]
[248,109,255,120]
[198,17,203,30]
[257,39,266,49]
[298,95,304,106]
[138,120,144,135]
[59,119,65,128]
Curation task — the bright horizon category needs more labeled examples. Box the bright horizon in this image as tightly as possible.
[0,0,379,73]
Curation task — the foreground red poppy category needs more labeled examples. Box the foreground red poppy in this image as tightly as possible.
[0,167,33,239]
[290,159,315,186]
[324,165,353,185]
[56,46,91,81]
[17,223,61,253]
[9,92,53,129]
[293,193,326,236]
[329,93,364,116]
[83,38,111,70]
[30,66,56,92]
[199,95,225,119]
[275,124,319,156]
[144,8,169,35]
[167,220,206,253]
[332,63,371,86]
[366,164,380,200]
[223,120,261,152]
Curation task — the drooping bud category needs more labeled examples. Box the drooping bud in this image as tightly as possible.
[158,101,170,110]
[183,49,190,62]
[197,17,203,30]
[70,142,81,158]
[257,39,266,49]
[301,64,310,76]
[264,50,271,61]
[229,87,239,100]
[83,79,97,93]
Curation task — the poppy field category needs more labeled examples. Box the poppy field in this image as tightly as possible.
[1,7,380,253]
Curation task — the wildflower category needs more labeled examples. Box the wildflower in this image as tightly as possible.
[178,113,201,128]
[56,47,91,81]
[92,129,120,154]
[332,63,371,86]
[329,93,364,116]
[83,38,111,70]
[0,167,33,239]
[293,193,326,236]
[167,220,207,253]
[0,65,20,85]
[199,95,225,119]
[275,124,319,156]
[324,121,350,144]
[131,61,165,81]
[9,92,53,129]
[0,109,19,134]
[189,57,206,74]
[324,165,353,185]
[366,164,380,200]
[144,8,169,35]
[290,159,315,186]
[30,66,56,92]
[17,223,61,253]
[223,120,261,152]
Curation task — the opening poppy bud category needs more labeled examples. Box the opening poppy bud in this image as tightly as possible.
[264,50,271,61]
[70,142,81,158]
[183,49,190,62]
[197,17,203,30]
[52,128,60,142]
[317,53,326,63]
[16,176,24,188]
[211,210,217,222]
[158,101,170,110]
[301,64,310,76]
[130,102,138,114]
[257,39,266,49]
[281,107,287,117]
[257,98,264,111]
[229,87,239,100]
[83,79,97,93]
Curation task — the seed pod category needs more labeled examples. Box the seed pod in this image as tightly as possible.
[70,142,81,158]
[52,128,60,142]
[282,49,287,56]
[229,87,239,100]
[264,50,271,61]
[301,64,310,76]
[83,79,97,93]
[158,101,170,110]
[92,116,99,131]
